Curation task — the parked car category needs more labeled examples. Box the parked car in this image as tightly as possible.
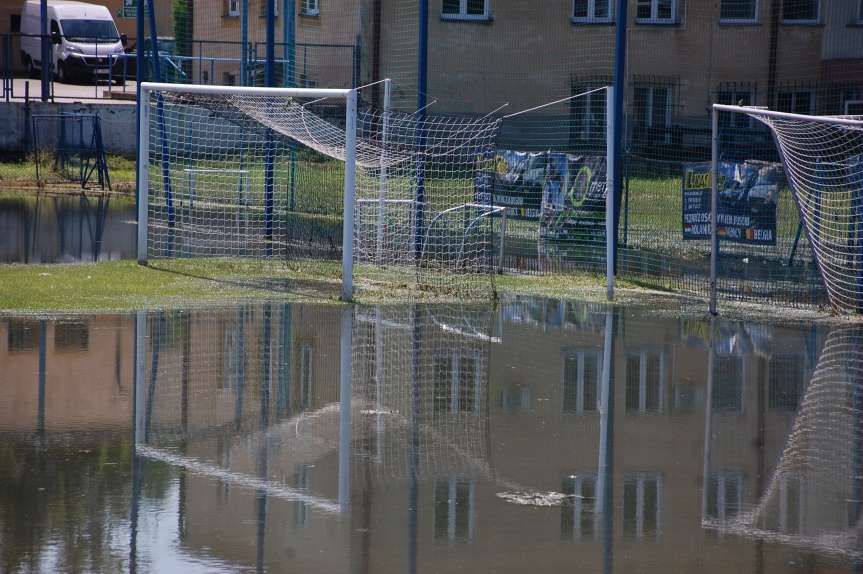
[20,0,127,84]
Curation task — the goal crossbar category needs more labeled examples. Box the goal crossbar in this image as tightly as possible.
[136,82,359,301]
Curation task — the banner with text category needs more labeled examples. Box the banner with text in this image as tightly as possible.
[682,161,783,246]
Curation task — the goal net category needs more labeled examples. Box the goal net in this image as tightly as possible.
[703,326,863,558]
[714,105,863,314]
[138,82,503,299]
[350,305,495,484]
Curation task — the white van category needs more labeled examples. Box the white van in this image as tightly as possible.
[20,0,127,83]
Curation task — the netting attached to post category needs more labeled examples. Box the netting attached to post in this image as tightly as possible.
[703,326,863,558]
[716,106,863,314]
[140,83,502,298]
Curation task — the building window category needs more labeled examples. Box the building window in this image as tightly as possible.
[776,90,815,114]
[625,351,665,414]
[563,350,600,414]
[259,0,279,17]
[721,0,757,22]
[294,464,312,528]
[777,477,802,533]
[570,83,608,144]
[633,83,675,144]
[500,385,531,414]
[768,355,805,410]
[716,85,755,127]
[434,479,476,544]
[712,355,743,411]
[7,320,39,353]
[636,0,677,23]
[705,471,743,522]
[561,474,596,541]
[54,321,89,352]
[623,473,662,539]
[441,0,489,21]
[300,0,319,16]
[572,0,613,23]
[226,0,241,17]
[300,344,313,409]
[433,353,481,416]
[782,0,819,23]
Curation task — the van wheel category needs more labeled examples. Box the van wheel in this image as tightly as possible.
[26,56,38,79]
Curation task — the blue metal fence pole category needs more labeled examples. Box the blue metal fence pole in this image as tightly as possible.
[135,0,145,246]
[241,0,249,85]
[264,0,276,255]
[414,0,429,261]
[611,0,628,274]
[40,0,49,102]
[284,0,297,210]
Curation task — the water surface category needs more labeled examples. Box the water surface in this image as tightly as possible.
[0,298,859,573]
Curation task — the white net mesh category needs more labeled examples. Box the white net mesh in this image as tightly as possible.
[738,109,863,313]
[703,326,863,558]
[350,305,494,483]
[144,86,503,297]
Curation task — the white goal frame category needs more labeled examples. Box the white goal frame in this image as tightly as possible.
[136,82,359,301]
[709,103,863,314]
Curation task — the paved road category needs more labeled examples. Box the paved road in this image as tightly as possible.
[3,77,137,103]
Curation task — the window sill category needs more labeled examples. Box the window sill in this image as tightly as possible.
[440,14,493,23]
[300,11,320,17]
[634,19,681,27]
[718,20,760,26]
[780,20,823,26]
[570,17,615,26]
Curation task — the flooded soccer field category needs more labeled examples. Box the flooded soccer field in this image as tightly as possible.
[0,298,859,573]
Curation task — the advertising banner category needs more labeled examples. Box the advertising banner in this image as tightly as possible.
[539,154,607,242]
[682,161,783,246]
[474,150,545,221]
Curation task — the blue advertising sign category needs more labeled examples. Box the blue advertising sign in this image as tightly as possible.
[682,161,783,245]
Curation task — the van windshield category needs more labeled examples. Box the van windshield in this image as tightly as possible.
[60,19,119,42]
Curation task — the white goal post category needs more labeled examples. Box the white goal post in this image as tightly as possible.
[709,103,863,314]
[136,82,359,301]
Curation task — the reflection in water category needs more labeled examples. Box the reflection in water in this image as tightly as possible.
[703,326,863,558]
[0,193,136,263]
[0,301,860,572]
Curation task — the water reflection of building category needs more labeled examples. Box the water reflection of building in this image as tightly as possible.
[3,300,853,572]
[137,299,853,573]
[0,314,134,432]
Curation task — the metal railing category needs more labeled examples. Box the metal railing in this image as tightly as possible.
[1,34,359,102]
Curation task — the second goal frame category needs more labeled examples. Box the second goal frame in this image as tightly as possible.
[136,82,359,301]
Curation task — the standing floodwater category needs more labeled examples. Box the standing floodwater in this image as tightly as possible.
[0,298,859,573]
[0,192,136,263]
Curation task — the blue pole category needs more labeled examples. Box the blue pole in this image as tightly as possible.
[284,0,295,86]
[40,0,49,101]
[284,0,297,209]
[146,0,175,231]
[241,0,248,85]
[611,0,628,274]
[264,0,276,254]
[414,0,429,260]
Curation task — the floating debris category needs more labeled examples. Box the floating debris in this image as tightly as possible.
[496,491,576,507]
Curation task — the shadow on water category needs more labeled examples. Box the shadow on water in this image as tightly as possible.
[0,298,861,572]
[0,192,136,263]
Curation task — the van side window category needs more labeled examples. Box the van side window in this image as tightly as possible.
[50,20,60,36]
